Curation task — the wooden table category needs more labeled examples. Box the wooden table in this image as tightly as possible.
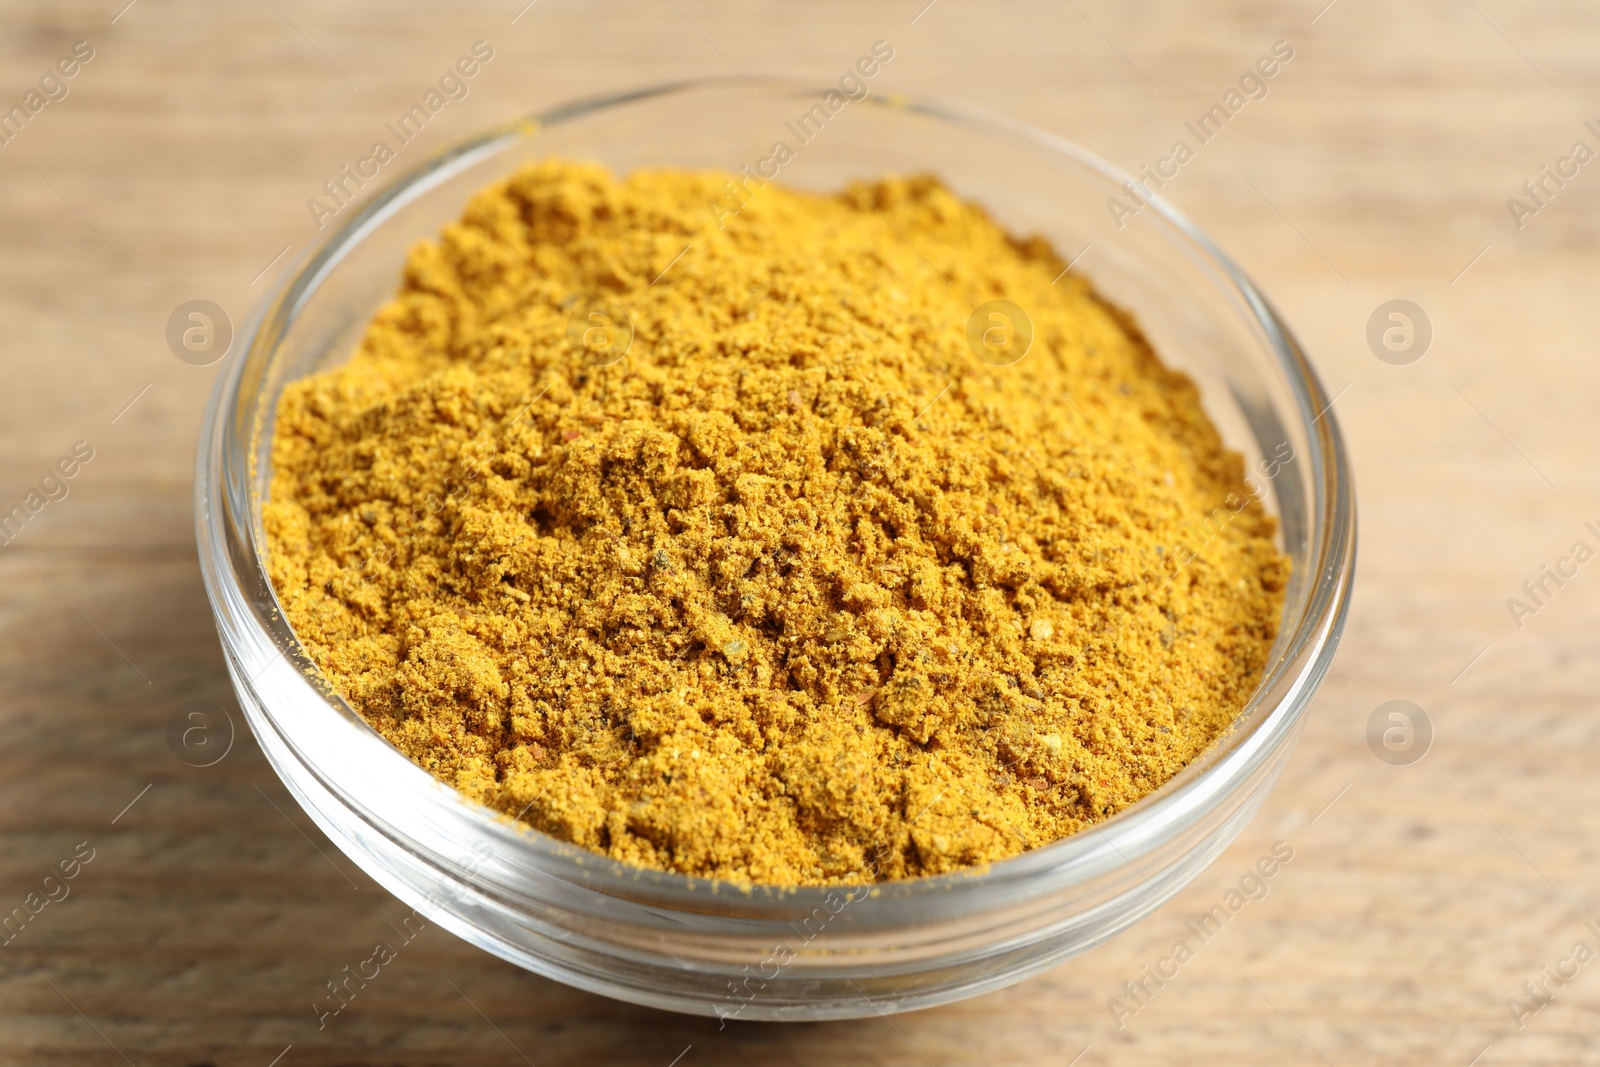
[2,1,1595,1063]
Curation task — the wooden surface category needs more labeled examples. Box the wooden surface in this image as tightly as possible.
[3,0,1598,1063]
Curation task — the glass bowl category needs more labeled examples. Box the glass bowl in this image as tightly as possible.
[195,77,1355,1021]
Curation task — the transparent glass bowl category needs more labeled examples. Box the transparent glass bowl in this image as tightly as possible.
[196,78,1354,1021]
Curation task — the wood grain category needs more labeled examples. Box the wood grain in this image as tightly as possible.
[2,0,1598,1063]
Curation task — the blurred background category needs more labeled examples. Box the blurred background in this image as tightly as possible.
[1,1,1596,1063]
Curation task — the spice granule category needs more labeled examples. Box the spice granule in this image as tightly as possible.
[265,160,1287,886]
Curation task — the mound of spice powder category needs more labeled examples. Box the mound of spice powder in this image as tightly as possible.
[265,160,1287,886]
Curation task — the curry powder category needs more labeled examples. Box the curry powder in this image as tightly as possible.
[265,160,1288,886]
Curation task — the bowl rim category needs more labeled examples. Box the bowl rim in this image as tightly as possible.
[197,74,1356,909]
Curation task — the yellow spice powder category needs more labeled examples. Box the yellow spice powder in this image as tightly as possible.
[265,159,1287,886]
